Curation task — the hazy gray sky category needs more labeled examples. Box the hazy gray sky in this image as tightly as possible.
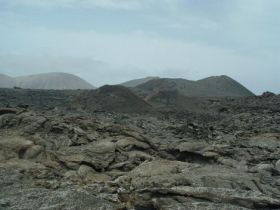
[0,0,279,94]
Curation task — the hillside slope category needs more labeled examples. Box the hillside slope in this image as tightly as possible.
[121,76,160,87]
[0,74,16,88]
[135,75,254,97]
[76,85,153,113]
[195,76,254,97]
[15,72,95,90]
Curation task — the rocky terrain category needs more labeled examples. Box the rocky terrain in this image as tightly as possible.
[0,86,279,210]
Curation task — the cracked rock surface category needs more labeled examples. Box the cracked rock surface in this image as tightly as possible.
[0,89,279,210]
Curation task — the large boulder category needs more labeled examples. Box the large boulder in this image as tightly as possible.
[114,160,280,209]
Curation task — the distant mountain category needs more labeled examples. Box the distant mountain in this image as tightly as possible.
[0,74,16,88]
[15,72,95,90]
[195,76,254,97]
[121,77,160,87]
[76,85,153,113]
[135,75,254,97]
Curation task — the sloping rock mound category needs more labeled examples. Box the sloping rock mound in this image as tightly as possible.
[76,85,154,113]
[15,72,95,90]
[261,91,276,98]
[144,90,206,112]
[114,160,280,209]
[135,75,254,97]
[0,74,15,88]
[196,76,255,97]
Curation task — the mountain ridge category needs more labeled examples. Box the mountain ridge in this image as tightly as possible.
[15,72,95,90]
[134,75,254,97]
[0,73,254,96]
[121,76,160,87]
[0,72,95,90]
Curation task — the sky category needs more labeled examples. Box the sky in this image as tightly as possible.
[0,0,279,94]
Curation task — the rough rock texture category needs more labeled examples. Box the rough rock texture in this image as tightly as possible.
[0,89,279,210]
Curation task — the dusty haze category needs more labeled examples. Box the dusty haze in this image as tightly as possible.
[0,0,279,94]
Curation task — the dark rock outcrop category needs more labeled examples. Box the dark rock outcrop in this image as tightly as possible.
[135,75,254,97]
[76,85,154,113]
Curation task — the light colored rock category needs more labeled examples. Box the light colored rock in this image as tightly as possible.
[24,145,43,159]
[140,186,280,209]
[64,170,77,178]
[0,136,33,150]
[0,159,46,171]
[116,137,150,151]
[248,133,280,149]
[257,164,273,172]
[57,140,116,170]
[202,151,219,158]
[0,136,33,159]
[78,165,96,178]
[275,160,280,172]
[175,142,206,153]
